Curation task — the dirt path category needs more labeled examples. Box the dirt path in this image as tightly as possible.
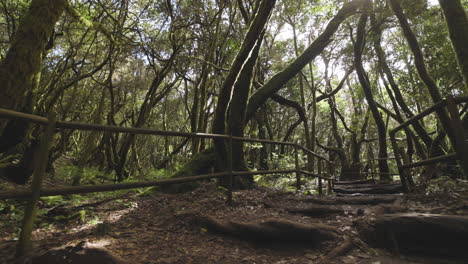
[1,183,467,263]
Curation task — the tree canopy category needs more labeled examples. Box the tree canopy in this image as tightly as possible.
[0,0,467,186]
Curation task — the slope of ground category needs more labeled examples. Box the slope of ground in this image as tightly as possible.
[0,181,467,263]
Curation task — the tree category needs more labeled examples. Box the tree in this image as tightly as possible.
[353,1,390,181]
[439,0,468,90]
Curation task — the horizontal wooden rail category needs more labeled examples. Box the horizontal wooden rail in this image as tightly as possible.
[388,95,468,192]
[59,121,232,139]
[0,109,49,124]
[391,101,446,134]
[0,172,231,200]
[340,172,399,176]
[232,136,295,146]
[400,153,458,169]
[0,108,328,161]
[390,96,468,135]
[333,157,397,166]
[0,168,320,200]
[234,169,297,176]
[0,107,335,257]
[297,145,332,163]
[299,170,332,180]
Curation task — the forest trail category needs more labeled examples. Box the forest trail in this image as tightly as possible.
[1,182,467,264]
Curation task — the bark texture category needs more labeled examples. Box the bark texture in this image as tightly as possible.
[353,2,390,180]
[389,0,456,147]
[245,0,364,122]
[439,0,468,90]
[0,0,66,129]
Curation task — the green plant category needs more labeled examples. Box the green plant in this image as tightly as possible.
[426,176,468,195]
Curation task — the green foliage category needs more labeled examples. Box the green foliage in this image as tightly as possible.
[400,0,428,20]
[55,165,114,185]
[40,195,65,206]
[426,176,468,196]
[254,173,297,192]
[268,152,295,169]
[252,151,300,191]
[0,200,25,236]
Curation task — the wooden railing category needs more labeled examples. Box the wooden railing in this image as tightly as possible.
[336,157,399,180]
[389,95,468,192]
[0,108,332,256]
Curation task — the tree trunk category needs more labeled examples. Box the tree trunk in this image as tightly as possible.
[291,22,313,172]
[115,56,175,182]
[0,0,66,120]
[439,0,468,91]
[72,88,106,186]
[255,110,269,171]
[353,4,390,181]
[370,14,433,154]
[212,0,275,188]
[245,0,363,122]
[224,30,266,188]
[389,0,457,149]
[212,0,276,137]
[0,0,66,183]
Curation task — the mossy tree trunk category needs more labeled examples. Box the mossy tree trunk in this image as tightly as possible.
[439,0,468,91]
[212,0,276,188]
[289,18,313,172]
[0,0,66,183]
[389,0,457,149]
[245,0,364,122]
[353,1,390,181]
[179,0,363,186]
[0,0,66,148]
[0,0,66,119]
[370,13,433,157]
[224,30,266,188]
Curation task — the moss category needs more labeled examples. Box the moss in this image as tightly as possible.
[0,0,66,138]
[171,148,216,178]
[153,148,216,193]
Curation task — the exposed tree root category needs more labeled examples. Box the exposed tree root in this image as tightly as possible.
[333,184,403,194]
[296,196,397,205]
[319,238,354,263]
[287,205,344,217]
[29,241,127,264]
[264,202,344,217]
[335,179,376,185]
[193,216,337,246]
[372,205,407,216]
[356,213,468,261]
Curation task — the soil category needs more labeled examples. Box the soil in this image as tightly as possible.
[0,182,467,264]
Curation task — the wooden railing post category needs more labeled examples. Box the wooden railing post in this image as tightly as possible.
[446,95,468,179]
[294,144,301,191]
[16,115,56,257]
[325,161,331,194]
[390,132,410,192]
[399,147,415,187]
[318,159,323,195]
[227,136,233,205]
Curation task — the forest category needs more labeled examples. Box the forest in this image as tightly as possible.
[0,0,468,263]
